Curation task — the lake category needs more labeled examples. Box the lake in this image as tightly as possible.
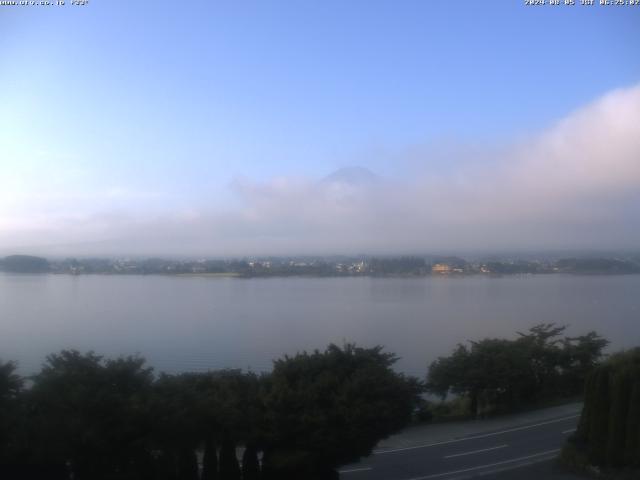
[1,273,639,377]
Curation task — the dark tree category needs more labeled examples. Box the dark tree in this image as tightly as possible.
[178,448,199,480]
[428,324,608,417]
[586,366,612,465]
[27,350,155,480]
[150,373,203,479]
[560,332,609,395]
[241,443,260,480]
[624,372,640,466]
[0,360,21,401]
[0,343,423,479]
[219,434,241,480]
[0,360,23,472]
[202,438,219,480]
[427,344,471,400]
[564,348,640,470]
[606,368,632,466]
[261,344,422,477]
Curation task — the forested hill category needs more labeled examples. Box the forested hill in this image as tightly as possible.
[0,255,50,273]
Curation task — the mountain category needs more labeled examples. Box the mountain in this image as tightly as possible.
[321,166,379,187]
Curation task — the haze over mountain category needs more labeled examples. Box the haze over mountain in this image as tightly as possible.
[321,167,380,187]
[2,83,640,258]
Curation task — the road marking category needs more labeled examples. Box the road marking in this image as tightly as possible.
[405,449,561,480]
[338,467,373,474]
[443,444,508,459]
[562,428,576,434]
[374,414,579,454]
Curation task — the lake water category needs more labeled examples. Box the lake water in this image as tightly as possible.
[1,274,639,378]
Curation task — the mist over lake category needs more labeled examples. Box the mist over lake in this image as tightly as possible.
[2,273,639,378]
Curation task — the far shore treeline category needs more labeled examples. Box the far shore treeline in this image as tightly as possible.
[0,324,613,480]
[2,254,640,277]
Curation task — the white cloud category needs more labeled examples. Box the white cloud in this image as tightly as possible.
[1,84,639,256]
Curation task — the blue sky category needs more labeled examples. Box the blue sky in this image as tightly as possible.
[1,1,639,255]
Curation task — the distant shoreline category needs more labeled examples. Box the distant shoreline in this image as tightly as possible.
[2,271,640,279]
[2,254,639,277]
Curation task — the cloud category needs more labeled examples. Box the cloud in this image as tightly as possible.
[1,84,640,256]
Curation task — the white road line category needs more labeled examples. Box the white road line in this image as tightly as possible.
[562,428,576,434]
[374,414,579,454]
[338,467,373,474]
[405,449,561,480]
[443,444,508,459]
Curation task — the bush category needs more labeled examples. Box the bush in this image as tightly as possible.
[563,348,640,475]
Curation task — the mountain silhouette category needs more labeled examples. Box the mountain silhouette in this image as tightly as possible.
[321,166,379,187]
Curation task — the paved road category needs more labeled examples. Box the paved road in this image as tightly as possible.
[339,406,581,480]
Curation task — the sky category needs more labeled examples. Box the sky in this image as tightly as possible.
[1,1,639,256]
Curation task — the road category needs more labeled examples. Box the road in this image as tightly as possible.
[338,407,581,480]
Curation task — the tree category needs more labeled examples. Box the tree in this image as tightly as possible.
[427,344,470,400]
[0,360,23,471]
[241,444,260,480]
[177,448,199,480]
[624,369,640,467]
[560,332,609,395]
[565,348,640,469]
[606,367,632,466]
[28,350,155,480]
[1,344,422,479]
[427,325,608,418]
[151,369,264,480]
[0,360,21,401]
[150,373,203,479]
[428,339,530,417]
[261,344,422,478]
[516,323,567,397]
[219,434,241,480]
[201,438,219,480]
